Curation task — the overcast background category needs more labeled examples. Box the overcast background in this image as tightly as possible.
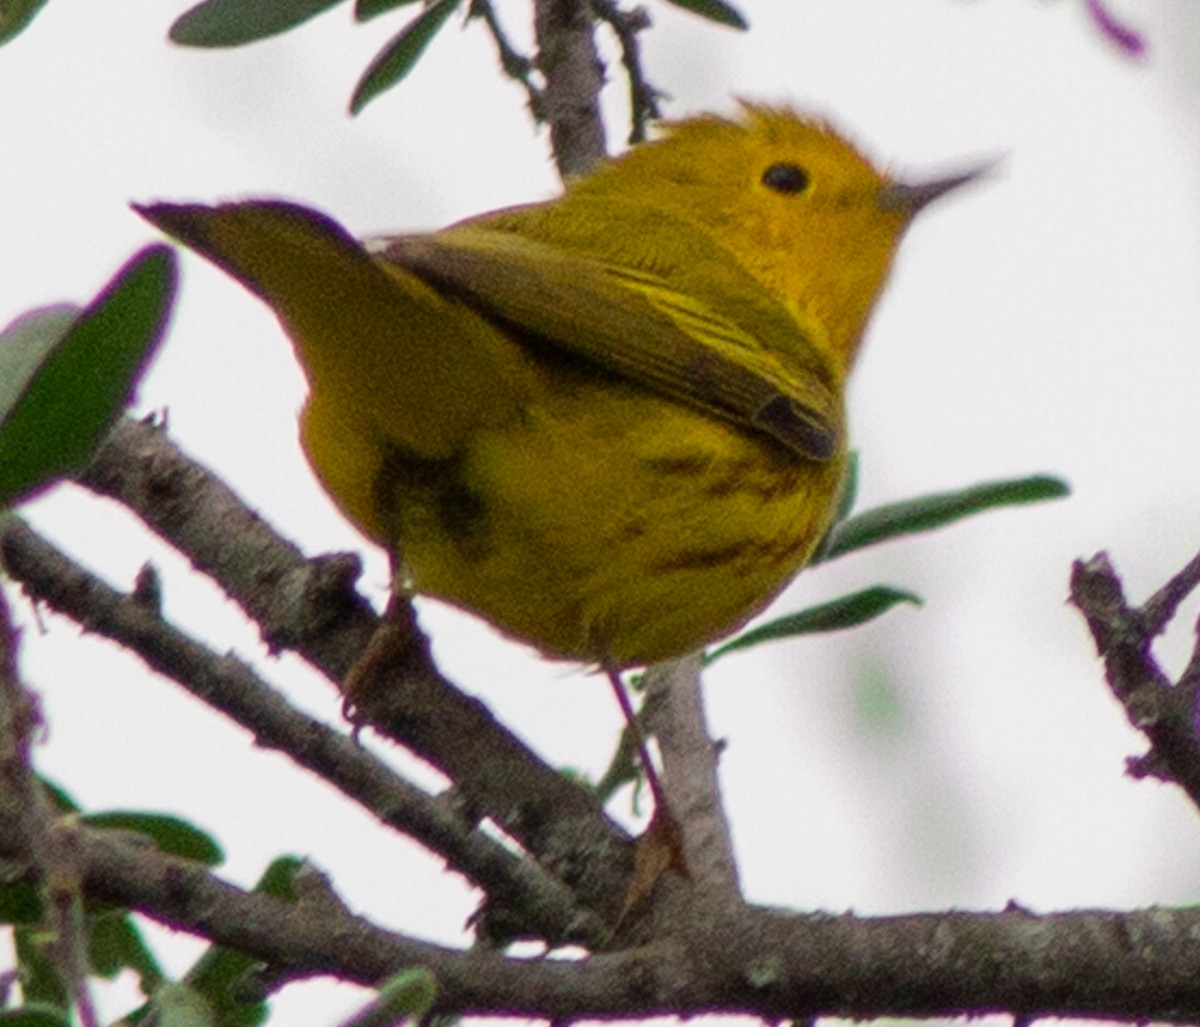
[3,0,1200,1022]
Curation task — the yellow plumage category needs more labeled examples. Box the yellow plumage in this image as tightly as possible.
[137,103,975,666]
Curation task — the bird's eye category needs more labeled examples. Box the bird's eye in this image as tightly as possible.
[761,163,810,195]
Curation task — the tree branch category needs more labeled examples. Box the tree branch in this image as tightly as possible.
[1,808,1199,1023]
[534,0,607,175]
[0,585,99,1024]
[1070,550,1200,810]
[0,514,609,948]
[71,417,632,914]
[643,654,740,904]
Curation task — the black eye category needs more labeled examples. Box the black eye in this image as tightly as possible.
[761,163,810,195]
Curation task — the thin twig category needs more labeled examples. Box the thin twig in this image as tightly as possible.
[1069,551,1200,811]
[470,0,545,119]
[590,0,663,143]
[1141,550,1200,638]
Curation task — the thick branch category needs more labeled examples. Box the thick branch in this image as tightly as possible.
[2,813,1200,1022]
[72,417,631,913]
[643,654,739,903]
[534,0,607,175]
[0,515,607,947]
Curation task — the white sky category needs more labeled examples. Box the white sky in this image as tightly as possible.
[4,0,1200,1023]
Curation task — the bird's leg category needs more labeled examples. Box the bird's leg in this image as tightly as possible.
[605,665,689,920]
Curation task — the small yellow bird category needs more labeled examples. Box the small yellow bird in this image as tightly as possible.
[137,104,979,671]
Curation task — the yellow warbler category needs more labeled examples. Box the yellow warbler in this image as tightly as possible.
[137,104,978,668]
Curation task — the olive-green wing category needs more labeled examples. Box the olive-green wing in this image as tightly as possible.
[378,219,843,461]
[134,200,527,459]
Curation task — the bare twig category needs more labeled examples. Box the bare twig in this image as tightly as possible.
[1069,551,1200,811]
[470,0,544,119]
[0,515,609,948]
[591,0,663,143]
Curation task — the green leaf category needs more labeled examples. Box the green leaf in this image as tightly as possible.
[354,0,422,22]
[0,307,80,423]
[815,474,1070,565]
[0,1005,72,1026]
[252,854,304,901]
[14,926,68,1011]
[658,0,746,30]
[0,880,43,925]
[349,0,462,114]
[706,586,922,663]
[38,778,81,815]
[175,857,305,1027]
[87,908,165,990]
[170,0,345,47]
[144,984,216,1027]
[343,969,438,1027]
[0,0,51,46]
[0,246,175,508]
[81,812,223,866]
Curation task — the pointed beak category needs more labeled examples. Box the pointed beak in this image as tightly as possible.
[878,162,995,215]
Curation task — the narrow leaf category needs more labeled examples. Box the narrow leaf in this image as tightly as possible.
[349,0,462,114]
[170,0,345,47]
[659,0,746,30]
[82,812,223,866]
[355,0,423,22]
[706,586,921,663]
[815,474,1070,564]
[0,246,175,508]
[0,0,51,46]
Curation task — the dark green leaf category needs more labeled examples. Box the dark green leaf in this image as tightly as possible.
[14,927,68,1010]
[88,908,166,990]
[706,586,922,663]
[815,474,1070,564]
[0,1005,72,1026]
[170,0,345,47]
[176,858,305,1027]
[354,0,422,22]
[38,778,81,815]
[0,880,42,925]
[658,0,746,30]
[0,0,51,46]
[252,854,304,901]
[82,812,223,866]
[0,246,175,508]
[349,0,462,114]
[346,969,437,1027]
[0,307,80,421]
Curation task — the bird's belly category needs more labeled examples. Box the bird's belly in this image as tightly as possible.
[395,379,847,666]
